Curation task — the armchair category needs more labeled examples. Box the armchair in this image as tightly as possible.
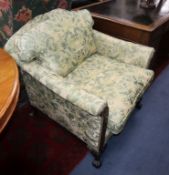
[5,9,154,167]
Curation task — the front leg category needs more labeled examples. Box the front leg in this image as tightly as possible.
[136,98,142,109]
[91,152,102,168]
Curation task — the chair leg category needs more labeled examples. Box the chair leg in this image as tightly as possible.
[29,110,35,117]
[91,143,107,168]
[136,98,142,109]
[92,153,102,168]
[101,143,108,153]
[91,106,109,168]
[29,105,36,117]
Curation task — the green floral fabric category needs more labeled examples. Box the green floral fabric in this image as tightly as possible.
[5,9,55,63]
[5,9,96,77]
[93,30,155,68]
[21,65,109,153]
[32,9,96,77]
[20,61,107,116]
[66,54,154,133]
[5,9,155,152]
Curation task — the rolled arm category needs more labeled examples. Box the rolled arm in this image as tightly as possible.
[63,87,108,116]
[93,30,155,68]
[21,61,108,116]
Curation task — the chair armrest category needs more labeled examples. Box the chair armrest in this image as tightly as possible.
[93,30,155,68]
[55,86,107,116]
[21,61,108,116]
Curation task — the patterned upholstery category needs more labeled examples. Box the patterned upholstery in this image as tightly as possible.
[30,10,96,76]
[5,9,96,76]
[5,9,155,154]
[66,54,154,134]
[93,30,154,68]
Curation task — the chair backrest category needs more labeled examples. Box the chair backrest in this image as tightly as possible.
[5,9,96,77]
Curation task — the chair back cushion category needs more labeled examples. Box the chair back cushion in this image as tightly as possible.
[6,9,96,77]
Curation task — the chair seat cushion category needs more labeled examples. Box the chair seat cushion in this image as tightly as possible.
[65,54,154,134]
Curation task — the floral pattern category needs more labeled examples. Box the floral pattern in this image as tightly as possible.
[20,60,107,116]
[14,6,32,24]
[7,9,96,76]
[0,0,11,11]
[0,0,71,47]
[93,30,155,68]
[13,0,71,32]
[5,10,96,70]
[4,9,154,153]
[22,70,107,153]
[66,53,154,133]
[0,0,12,47]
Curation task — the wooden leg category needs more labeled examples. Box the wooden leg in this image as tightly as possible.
[91,106,109,168]
[136,98,142,109]
[91,143,108,168]
[92,153,102,168]
[29,106,36,117]
[29,110,35,117]
[101,143,108,153]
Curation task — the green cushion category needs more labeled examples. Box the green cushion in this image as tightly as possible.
[65,53,154,134]
[40,9,96,77]
[16,9,96,77]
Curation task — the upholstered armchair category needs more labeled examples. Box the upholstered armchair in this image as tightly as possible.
[5,9,154,167]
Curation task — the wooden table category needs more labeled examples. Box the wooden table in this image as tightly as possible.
[83,0,169,67]
[0,49,19,133]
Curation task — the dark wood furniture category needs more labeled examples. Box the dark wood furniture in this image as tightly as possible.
[83,0,169,68]
[72,0,110,10]
[72,0,99,9]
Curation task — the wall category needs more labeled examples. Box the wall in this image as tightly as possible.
[0,0,71,47]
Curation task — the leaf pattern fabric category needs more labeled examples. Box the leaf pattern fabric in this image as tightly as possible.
[5,9,154,153]
[22,70,106,153]
[66,54,154,133]
[25,9,96,77]
[5,9,96,77]
[93,30,155,68]
[19,60,107,116]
